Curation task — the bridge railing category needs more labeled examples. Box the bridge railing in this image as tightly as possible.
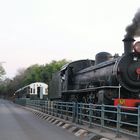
[16,99,140,139]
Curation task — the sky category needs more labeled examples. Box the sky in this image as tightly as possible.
[0,0,140,78]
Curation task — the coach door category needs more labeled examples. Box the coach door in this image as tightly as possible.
[37,86,43,99]
[40,87,43,99]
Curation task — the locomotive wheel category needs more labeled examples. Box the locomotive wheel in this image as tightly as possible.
[104,89,118,101]
[97,89,118,104]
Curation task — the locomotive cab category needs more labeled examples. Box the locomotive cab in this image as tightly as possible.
[48,60,95,101]
[60,60,95,91]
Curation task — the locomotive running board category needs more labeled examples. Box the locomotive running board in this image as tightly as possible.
[62,86,120,93]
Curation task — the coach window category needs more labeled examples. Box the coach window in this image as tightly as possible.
[33,88,35,93]
[30,88,32,93]
[45,88,48,94]
[37,87,40,97]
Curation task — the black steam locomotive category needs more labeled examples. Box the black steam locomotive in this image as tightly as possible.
[49,37,140,108]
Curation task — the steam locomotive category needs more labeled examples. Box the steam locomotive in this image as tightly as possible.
[48,37,140,109]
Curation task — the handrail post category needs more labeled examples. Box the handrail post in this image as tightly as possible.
[52,101,54,116]
[66,102,68,120]
[39,100,41,112]
[41,100,42,112]
[50,101,52,115]
[43,101,45,112]
[79,103,83,125]
[60,102,63,118]
[50,101,53,115]
[137,106,140,140]
[76,103,79,124]
[89,103,93,128]
[56,102,59,117]
[53,101,55,116]
[48,101,50,115]
[72,102,76,122]
[37,100,39,111]
[116,105,121,138]
[118,84,121,98]
[34,100,35,109]
[44,101,46,113]
[46,101,48,114]
[101,104,105,132]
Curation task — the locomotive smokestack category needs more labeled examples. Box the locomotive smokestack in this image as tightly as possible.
[123,37,135,55]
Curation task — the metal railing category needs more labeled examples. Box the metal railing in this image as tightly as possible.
[16,99,140,139]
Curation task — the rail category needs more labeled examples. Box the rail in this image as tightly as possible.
[16,99,140,139]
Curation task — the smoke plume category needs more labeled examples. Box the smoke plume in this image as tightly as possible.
[125,9,140,38]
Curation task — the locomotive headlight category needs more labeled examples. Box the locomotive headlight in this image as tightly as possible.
[133,41,140,53]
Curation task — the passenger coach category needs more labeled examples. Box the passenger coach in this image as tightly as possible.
[15,82,48,100]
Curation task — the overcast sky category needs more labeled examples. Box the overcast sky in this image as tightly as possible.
[0,0,140,78]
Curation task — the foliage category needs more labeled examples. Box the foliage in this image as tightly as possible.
[0,59,69,98]
[22,59,69,85]
[0,64,5,79]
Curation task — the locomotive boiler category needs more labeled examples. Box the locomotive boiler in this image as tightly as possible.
[49,37,140,108]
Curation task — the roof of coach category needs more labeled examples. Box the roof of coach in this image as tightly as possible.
[29,82,48,87]
[60,59,94,71]
[15,85,29,93]
[15,82,48,93]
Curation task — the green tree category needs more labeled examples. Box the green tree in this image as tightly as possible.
[0,64,6,98]
[41,59,69,83]
[0,64,5,79]
[0,59,70,98]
